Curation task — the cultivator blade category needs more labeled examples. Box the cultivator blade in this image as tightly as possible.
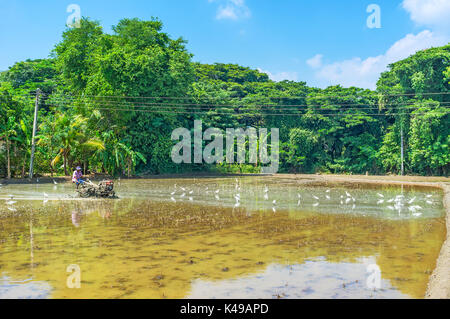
[76,180,117,199]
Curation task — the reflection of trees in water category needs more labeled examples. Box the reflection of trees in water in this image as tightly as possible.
[0,199,445,299]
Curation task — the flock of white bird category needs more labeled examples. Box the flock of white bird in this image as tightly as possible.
[0,179,435,217]
[375,192,431,216]
[0,179,61,211]
[165,180,435,216]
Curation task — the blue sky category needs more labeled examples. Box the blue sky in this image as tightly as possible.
[1,0,449,89]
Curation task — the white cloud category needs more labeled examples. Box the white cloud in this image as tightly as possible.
[302,1,450,89]
[258,68,299,82]
[308,30,448,89]
[306,54,323,69]
[402,0,450,29]
[211,0,251,20]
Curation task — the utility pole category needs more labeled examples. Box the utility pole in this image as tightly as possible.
[400,124,404,176]
[29,88,41,179]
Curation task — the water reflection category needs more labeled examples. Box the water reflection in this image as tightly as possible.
[0,189,445,299]
[188,259,407,299]
[0,276,51,299]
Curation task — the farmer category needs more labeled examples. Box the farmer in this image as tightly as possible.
[72,166,85,188]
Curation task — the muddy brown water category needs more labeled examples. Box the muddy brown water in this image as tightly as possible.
[0,177,446,298]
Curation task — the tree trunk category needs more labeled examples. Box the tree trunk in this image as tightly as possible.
[21,157,26,178]
[6,135,11,179]
[63,150,68,176]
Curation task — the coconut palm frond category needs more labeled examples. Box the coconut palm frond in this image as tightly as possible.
[82,138,105,150]
[51,152,62,168]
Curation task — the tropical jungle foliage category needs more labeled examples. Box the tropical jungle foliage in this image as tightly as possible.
[0,17,449,178]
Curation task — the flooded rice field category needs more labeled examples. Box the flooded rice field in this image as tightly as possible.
[0,177,446,299]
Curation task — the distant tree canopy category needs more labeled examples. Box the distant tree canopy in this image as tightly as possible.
[0,17,448,178]
[376,45,450,175]
[194,63,269,84]
[1,59,58,95]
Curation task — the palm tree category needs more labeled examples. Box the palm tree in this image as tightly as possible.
[50,113,105,176]
[0,116,17,179]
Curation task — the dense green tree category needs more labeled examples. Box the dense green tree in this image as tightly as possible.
[0,16,448,178]
[409,100,449,175]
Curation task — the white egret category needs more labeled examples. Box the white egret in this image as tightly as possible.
[408,206,418,212]
[408,197,416,204]
[377,193,384,198]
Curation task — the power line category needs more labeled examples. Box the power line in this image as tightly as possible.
[44,102,450,117]
[41,96,450,110]
[43,90,450,100]
[46,100,450,112]
[14,90,450,104]
[8,90,450,105]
